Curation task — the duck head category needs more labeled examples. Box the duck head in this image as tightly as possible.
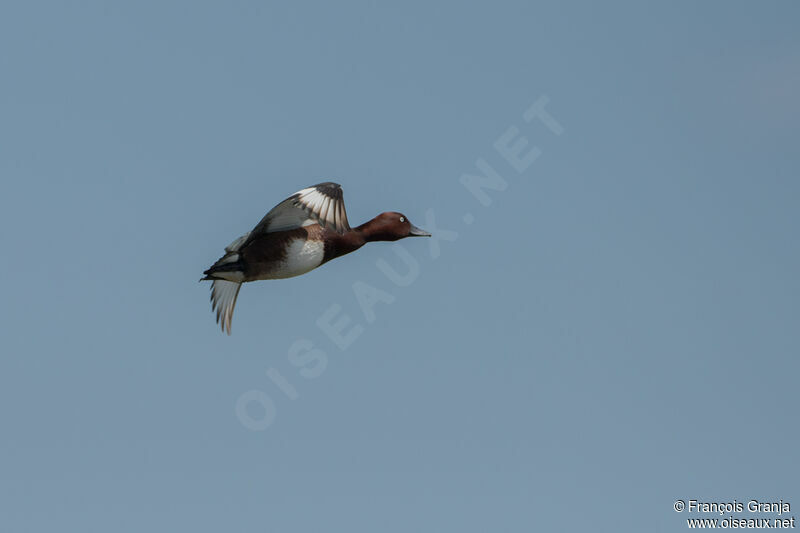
[361,212,431,241]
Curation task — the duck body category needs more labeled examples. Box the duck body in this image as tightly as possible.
[202,182,429,334]
[251,227,331,280]
[212,224,364,282]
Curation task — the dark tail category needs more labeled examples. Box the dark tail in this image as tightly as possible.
[201,255,245,282]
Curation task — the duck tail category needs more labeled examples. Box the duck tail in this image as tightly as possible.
[202,253,245,282]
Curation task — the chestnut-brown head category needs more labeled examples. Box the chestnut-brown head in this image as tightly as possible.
[360,211,431,242]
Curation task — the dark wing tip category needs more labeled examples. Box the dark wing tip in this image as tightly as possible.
[312,181,342,188]
[310,182,343,196]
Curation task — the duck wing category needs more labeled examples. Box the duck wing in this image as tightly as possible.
[210,280,241,335]
[247,182,351,238]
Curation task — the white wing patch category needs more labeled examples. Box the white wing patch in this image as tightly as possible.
[211,280,242,335]
[248,182,351,237]
[292,185,350,233]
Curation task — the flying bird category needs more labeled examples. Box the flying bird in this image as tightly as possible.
[201,182,430,334]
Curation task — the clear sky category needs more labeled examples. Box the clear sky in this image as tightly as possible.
[1,1,798,531]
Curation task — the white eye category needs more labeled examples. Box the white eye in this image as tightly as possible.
[399,216,405,222]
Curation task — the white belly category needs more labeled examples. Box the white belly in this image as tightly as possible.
[270,239,325,279]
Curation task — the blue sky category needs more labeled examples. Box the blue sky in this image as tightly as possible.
[1,1,798,531]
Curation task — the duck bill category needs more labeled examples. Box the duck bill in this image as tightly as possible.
[408,224,431,237]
